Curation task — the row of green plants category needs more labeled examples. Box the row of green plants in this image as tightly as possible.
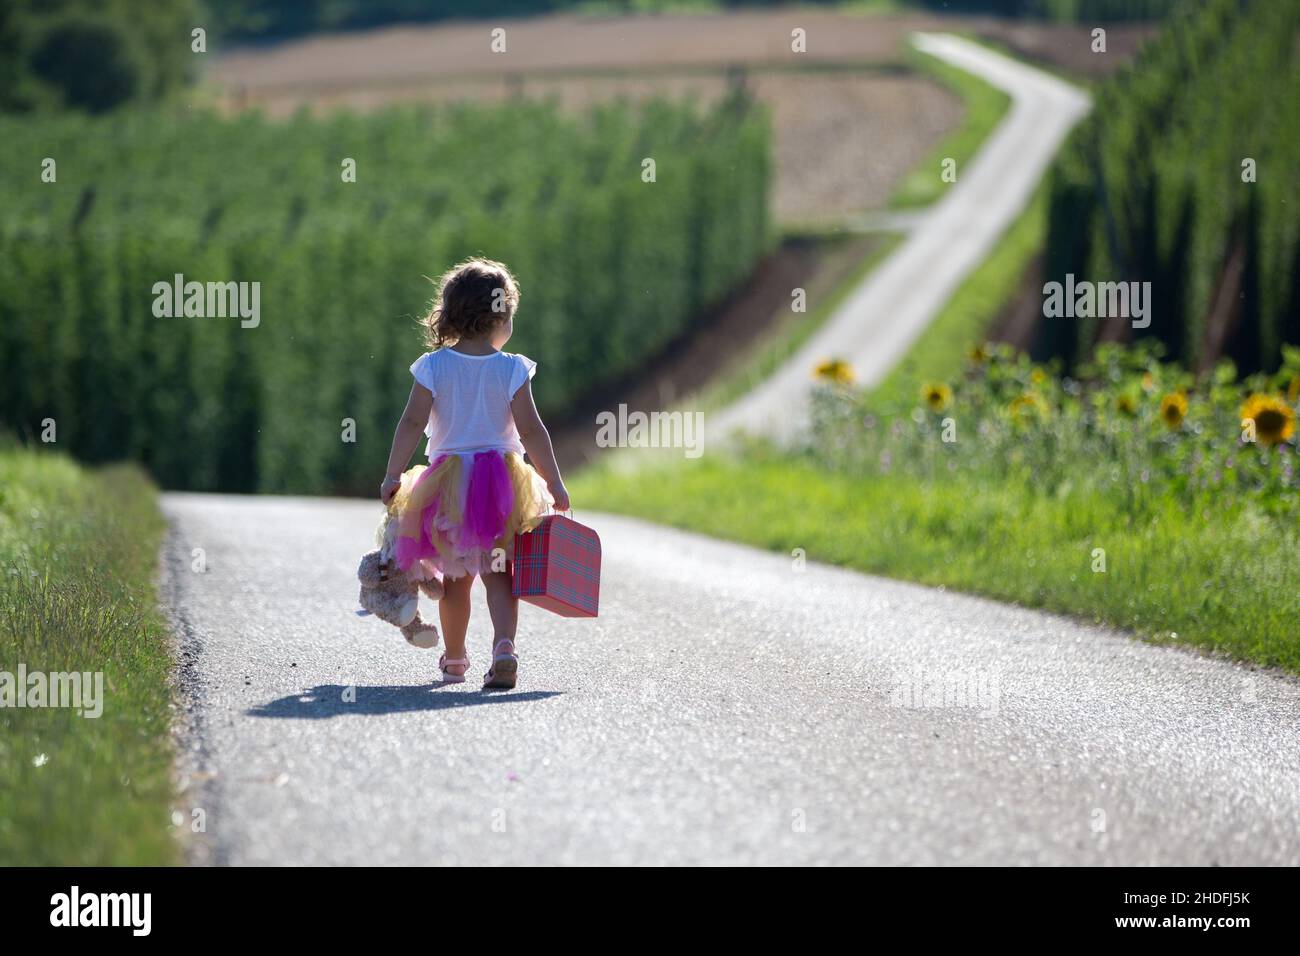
[1039,0,1300,374]
[0,96,770,493]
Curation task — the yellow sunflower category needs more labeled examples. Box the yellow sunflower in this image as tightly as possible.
[1115,393,1137,417]
[1008,391,1049,426]
[1240,393,1296,446]
[813,358,854,386]
[967,344,989,364]
[921,382,952,413]
[1159,391,1188,430]
[1030,367,1048,387]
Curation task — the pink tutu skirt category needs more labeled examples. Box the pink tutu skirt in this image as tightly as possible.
[391,450,551,580]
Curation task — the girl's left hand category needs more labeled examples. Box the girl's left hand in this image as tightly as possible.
[380,476,401,505]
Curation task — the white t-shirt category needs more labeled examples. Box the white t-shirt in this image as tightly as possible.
[409,348,536,458]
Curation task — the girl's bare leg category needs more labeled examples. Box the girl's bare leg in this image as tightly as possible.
[482,570,518,651]
[439,574,475,676]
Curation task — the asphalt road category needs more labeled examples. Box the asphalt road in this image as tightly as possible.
[710,34,1092,441]
[163,494,1300,865]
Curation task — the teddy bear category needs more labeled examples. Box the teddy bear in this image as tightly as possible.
[356,501,443,649]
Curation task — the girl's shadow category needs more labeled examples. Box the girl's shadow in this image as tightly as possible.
[247,683,562,719]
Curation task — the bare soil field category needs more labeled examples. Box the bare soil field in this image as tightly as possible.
[209,9,1152,94]
[209,11,942,91]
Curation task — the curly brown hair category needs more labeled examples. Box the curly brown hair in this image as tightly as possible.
[423,257,520,349]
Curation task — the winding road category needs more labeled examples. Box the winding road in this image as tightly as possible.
[711,34,1091,441]
[161,36,1300,866]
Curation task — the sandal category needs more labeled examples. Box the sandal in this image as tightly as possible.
[438,654,469,684]
[483,640,518,690]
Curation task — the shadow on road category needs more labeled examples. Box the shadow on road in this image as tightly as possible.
[247,684,563,719]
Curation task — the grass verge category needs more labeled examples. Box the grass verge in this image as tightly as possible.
[0,447,176,865]
[574,451,1300,672]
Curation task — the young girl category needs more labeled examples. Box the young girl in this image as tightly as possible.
[381,258,569,689]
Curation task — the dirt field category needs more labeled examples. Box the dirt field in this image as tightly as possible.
[207,10,1151,223]
[209,11,940,90]
[224,67,958,225]
[209,9,1154,89]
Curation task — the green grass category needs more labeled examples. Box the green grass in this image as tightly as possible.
[0,447,177,865]
[574,452,1300,671]
[889,48,1012,210]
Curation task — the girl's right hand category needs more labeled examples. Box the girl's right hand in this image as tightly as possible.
[549,481,570,513]
[380,475,401,505]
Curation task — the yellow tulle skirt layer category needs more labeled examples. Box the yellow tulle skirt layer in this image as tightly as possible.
[391,450,550,581]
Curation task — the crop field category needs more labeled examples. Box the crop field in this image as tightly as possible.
[0,97,769,494]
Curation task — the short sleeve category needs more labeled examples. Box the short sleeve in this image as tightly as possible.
[509,353,537,396]
[410,352,437,396]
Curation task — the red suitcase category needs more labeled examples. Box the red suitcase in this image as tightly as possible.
[511,515,601,617]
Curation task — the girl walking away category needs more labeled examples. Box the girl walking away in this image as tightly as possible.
[381,258,569,689]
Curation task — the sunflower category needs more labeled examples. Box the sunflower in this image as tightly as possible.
[967,344,989,364]
[1240,393,1296,446]
[1007,391,1049,426]
[1159,391,1188,430]
[1030,367,1048,387]
[1114,393,1137,417]
[813,358,854,385]
[921,382,952,413]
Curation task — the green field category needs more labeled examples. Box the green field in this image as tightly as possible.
[0,448,176,865]
[1041,0,1300,373]
[0,96,770,495]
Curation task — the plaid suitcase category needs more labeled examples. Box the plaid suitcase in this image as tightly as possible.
[511,515,600,617]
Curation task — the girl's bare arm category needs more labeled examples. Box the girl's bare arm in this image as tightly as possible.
[381,382,433,503]
[510,381,569,511]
